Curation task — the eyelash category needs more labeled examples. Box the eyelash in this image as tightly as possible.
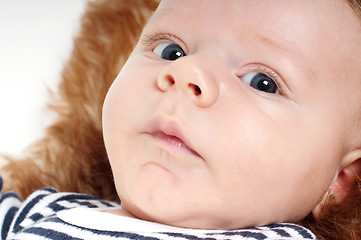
[142,32,185,50]
[240,64,285,95]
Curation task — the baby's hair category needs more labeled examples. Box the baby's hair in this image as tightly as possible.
[302,179,361,239]
[348,0,361,16]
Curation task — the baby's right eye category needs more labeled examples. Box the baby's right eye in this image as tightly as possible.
[153,42,186,61]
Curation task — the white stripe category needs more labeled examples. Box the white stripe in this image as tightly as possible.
[0,194,22,238]
[0,194,22,220]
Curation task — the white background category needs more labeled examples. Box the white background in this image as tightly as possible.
[0,0,88,164]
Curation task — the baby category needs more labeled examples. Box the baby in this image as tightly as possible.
[1,0,361,239]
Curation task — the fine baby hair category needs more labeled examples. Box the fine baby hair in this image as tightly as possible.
[1,0,361,240]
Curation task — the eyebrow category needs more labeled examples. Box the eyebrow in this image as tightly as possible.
[255,31,317,91]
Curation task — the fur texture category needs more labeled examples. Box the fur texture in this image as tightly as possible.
[0,0,158,201]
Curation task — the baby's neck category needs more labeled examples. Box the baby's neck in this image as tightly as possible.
[107,208,137,219]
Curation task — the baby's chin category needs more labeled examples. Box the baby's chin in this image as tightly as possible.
[120,201,274,230]
[117,186,308,230]
[142,213,271,230]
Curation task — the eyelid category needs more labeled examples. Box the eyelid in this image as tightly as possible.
[241,64,289,96]
[141,32,188,53]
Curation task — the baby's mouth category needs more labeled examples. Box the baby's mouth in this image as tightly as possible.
[150,131,201,158]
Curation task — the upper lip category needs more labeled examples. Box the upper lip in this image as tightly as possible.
[144,116,201,158]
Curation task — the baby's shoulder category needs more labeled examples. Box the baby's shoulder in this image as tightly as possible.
[13,188,118,228]
[0,177,119,239]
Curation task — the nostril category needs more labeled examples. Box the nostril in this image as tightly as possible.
[167,75,175,85]
[157,74,175,92]
[188,83,202,96]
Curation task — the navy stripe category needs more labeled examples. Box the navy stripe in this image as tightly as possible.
[66,199,100,208]
[255,225,292,238]
[39,188,58,194]
[53,193,102,202]
[46,202,67,212]
[0,192,21,205]
[215,231,267,239]
[46,196,105,213]
[98,231,162,240]
[98,199,119,208]
[44,217,162,240]
[46,194,119,213]
[269,224,314,239]
[48,196,97,212]
[1,207,19,240]
[271,228,291,237]
[23,227,83,240]
[12,192,51,232]
[29,212,45,222]
[164,232,218,240]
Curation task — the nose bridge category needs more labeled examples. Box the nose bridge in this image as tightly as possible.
[156,54,220,108]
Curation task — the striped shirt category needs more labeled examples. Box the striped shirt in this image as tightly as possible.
[0,178,317,240]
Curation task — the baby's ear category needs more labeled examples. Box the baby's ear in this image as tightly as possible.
[329,155,361,204]
[313,150,361,219]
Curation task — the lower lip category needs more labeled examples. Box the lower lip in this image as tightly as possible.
[150,132,201,158]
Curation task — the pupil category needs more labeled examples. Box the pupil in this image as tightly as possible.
[171,51,182,59]
[162,44,184,60]
[258,80,270,91]
[251,73,277,93]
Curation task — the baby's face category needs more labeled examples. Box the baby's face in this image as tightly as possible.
[102,0,361,229]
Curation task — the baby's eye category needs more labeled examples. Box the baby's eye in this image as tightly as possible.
[153,42,185,61]
[240,72,279,94]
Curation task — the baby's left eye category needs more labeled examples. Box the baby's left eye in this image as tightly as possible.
[153,42,186,61]
[240,72,279,94]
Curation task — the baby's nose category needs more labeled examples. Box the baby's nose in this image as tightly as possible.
[156,56,219,108]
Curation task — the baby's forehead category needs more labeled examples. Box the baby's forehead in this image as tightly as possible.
[153,0,361,57]
[154,0,360,33]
